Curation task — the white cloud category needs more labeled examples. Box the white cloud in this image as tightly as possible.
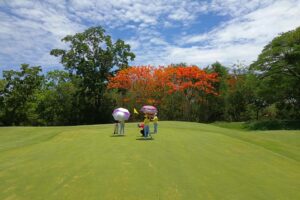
[168,1,207,22]
[0,0,85,70]
[0,0,299,72]
[210,0,276,16]
[172,0,300,66]
[168,8,194,21]
[126,39,141,50]
[184,1,300,44]
[164,43,261,67]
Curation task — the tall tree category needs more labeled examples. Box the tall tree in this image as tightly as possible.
[251,27,300,80]
[36,70,77,125]
[0,79,6,125]
[108,65,218,121]
[1,64,43,125]
[225,71,256,121]
[204,62,229,121]
[250,26,300,119]
[50,26,135,123]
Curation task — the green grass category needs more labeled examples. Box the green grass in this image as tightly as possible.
[211,121,247,131]
[212,120,300,131]
[0,121,299,200]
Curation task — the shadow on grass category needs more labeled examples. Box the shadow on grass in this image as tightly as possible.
[136,137,154,141]
[110,134,126,137]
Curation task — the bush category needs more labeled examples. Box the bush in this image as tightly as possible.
[245,120,300,130]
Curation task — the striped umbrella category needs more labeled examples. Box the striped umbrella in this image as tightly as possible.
[112,108,130,121]
[140,105,158,114]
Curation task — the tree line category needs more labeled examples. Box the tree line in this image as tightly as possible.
[0,26,299,126]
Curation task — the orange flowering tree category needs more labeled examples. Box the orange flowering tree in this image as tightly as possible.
[107,65,219,119]
[107,66,165,106]
[164,66,218,97]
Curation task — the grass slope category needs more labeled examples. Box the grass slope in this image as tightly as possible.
[0,121,299,200]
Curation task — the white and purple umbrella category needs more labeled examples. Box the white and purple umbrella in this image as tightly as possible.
[140,105,158,114]
[112,108,130,121]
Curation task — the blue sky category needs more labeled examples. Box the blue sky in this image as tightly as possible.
[0,0,300,75]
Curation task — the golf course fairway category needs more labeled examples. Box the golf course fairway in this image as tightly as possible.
[0,121,299,200]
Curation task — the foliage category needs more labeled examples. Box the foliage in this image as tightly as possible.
[203,62,229,121]
[245,120,300,130]
[0,27,299,125]
[50,26,135,124]
[250,26,300,119]
[225,69,254,121]
[0,64,43,125]
[0,79,6,125]
[251,27,300,80]
[36,70,78,125]
[107,65,218,121]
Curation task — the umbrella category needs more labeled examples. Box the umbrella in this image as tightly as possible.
[140,105,157,114]
[112,108,130,121]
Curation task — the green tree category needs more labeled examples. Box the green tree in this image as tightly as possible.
[0,79,6,125]
[50,26,135,124]
[251,27,300,80]
[204,62,229,121]
[1,64,43,125]
[36,70,78,125]
[223,63,258,121]
[250,26,300,119]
